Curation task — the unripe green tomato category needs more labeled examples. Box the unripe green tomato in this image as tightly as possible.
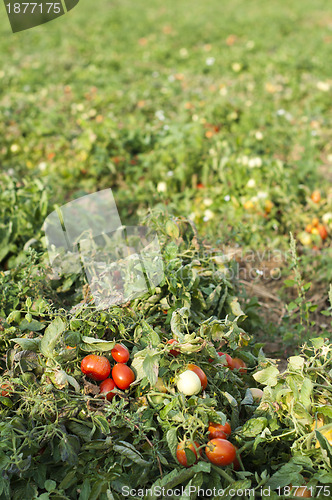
[177,370,202,396]
[249,388,264,401]
[155,377,167,393]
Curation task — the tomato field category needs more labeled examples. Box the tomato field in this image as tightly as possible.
[0,0,332,499]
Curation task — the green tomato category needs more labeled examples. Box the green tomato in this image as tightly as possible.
[177,370,202,396]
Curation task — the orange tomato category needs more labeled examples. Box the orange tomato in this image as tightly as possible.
[176,441,200,467]
[305,224,313,233]
[318,224,328,240]
[229,357,247,374]
[0,383,12,397]
[311,217,319,227]
[311,190,321,203]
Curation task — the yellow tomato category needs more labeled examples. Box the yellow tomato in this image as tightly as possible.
[315,428,332,448]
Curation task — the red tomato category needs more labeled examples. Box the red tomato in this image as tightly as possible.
[112,363,135,390]
[81,355,111,381]
[197,183,205,189]
[0,383,12,397]
[111,343,130,363]
[176,441,200,467]
[187,364,207,390]
[218,352,233,368]
[208,421,231,439]
[99,378,117,401]
[167,339,180,357]
[229,357,247,374]
[205,438,236,466]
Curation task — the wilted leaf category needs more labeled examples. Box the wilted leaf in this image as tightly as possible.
[253,366,279,386]
[40,317,66,358]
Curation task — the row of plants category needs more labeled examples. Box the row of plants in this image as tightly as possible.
[0,212,331,499]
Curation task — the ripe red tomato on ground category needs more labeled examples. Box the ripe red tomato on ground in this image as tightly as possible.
[99,378,117,401]
[187,364,207,390]
[167,339,180,357]
[112,363,135,390]
[176,441,200,467]
[81,355,111,381]
[205,438,236,466]
[208,421,231,439]
[111,343,130,363]
[229,357,247,374]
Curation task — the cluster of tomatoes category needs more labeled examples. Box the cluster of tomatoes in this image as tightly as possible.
[176,421,240,469]
[81,344,135,400]
[166,342,249,469]
[305,216,328,241]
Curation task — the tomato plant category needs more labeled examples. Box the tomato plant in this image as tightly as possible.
[111,343,130,363]
[81,355,111,381]
[187,364,207,390]
[205,438,237,466]
[112,363,135,390]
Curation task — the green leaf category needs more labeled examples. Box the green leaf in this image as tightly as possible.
[113,441,150,466]
[40,317,66,358]
[240,417,267,437]
[140,320,160,346]
[229,296,245,317]
[165,219,180,239]
[147,462,210,499]
[266,462,303,489]
[80,336,115,352]
[166,428,178,460]
[316,431,332,465]
[93,415,110,435]
[288,356,305,372]
[253,366,279,386]
[132,347,159,385]
[59,470,77,490]
[170,307,189,341]
[44,480,56,493]
[19,319,45,332]
[284,279,295,287]
[310,337,325,348]
[11,338,41,352]
[299,377,312,410]
[78,478,91,500]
